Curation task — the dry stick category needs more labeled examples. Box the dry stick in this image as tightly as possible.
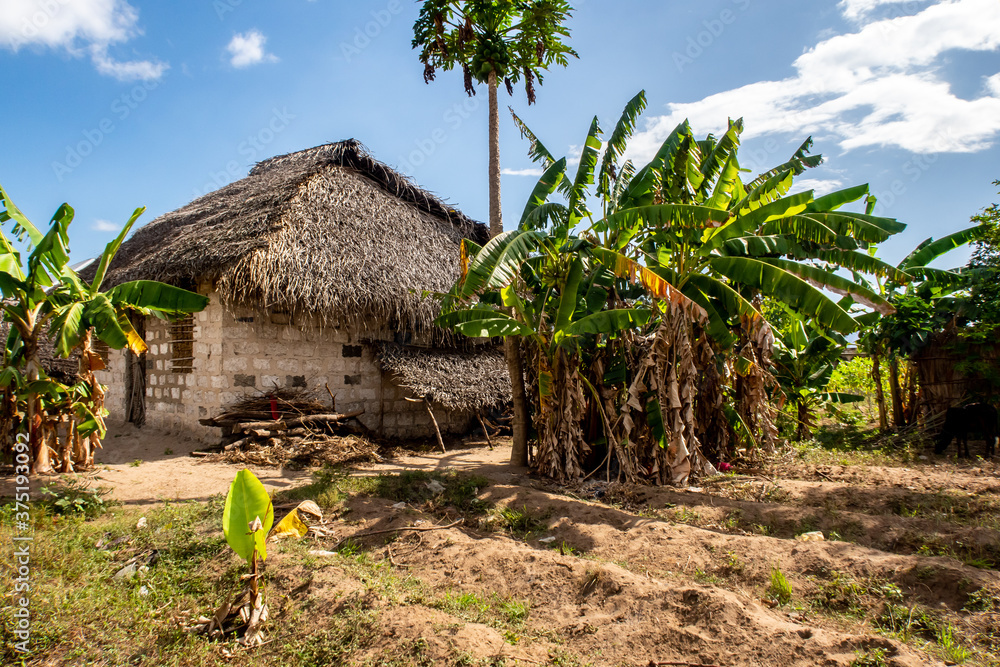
[425,399,446,454]
[234,410,364,433]
[648,662,728,667]
[403,396,446,453]
[324,382,336,411]
[476,413,494,450]
[330,518,464,551]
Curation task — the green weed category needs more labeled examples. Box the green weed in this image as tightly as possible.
[850,648,888,667]
[768,566,793,605]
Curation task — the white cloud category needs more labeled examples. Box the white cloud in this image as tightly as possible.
[501,167,544,177]
[92,219,120,232]
[788,178,846,197]
[0,0,166,81]
[838,0,929,21]
[227,30,278,68]
[630,0,1000,164]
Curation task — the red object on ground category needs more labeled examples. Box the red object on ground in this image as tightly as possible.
[270,397,279,420]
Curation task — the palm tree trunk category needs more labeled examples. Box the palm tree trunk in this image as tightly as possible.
[488,70,502,236]
[888,355,905,429]
[871,352,889,432]
[486,69,529,466]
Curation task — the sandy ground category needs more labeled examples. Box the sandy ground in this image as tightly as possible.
[7,421,1000,665]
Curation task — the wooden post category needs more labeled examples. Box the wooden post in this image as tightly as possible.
[476,413,494,450]
[424,398,446,453]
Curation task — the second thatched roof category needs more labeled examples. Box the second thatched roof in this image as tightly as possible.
[83,140,488,333]
[376,343,511,412]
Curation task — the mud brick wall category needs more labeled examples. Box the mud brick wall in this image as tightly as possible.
[97,291,474,442]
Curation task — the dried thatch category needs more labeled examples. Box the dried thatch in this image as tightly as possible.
[376,343,511,412]
[80,140,488,333]
[0,320,79,383]
[912,330,1000,419]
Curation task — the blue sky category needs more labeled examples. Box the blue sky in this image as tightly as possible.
[2,0,999,268]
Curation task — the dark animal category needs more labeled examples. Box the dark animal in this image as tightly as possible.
[934,403,998,458]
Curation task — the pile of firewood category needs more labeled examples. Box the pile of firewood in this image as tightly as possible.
[199,389,365,454]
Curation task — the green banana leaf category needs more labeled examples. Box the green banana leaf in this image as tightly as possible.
[898,226,981,270]
[107,280,210,316]
[223,469,274,565]
[519,159,567,230]
[709,256,857,333]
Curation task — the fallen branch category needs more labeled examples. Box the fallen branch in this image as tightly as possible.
[234,410,365,433]
[330,518,464,551]
[648,662,728,667]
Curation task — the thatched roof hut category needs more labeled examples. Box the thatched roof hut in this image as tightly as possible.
[84,139,489,333]
[84,140,508,441]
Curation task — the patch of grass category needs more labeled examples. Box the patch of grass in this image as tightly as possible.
[768,566,793,605]
[547,649,595,666]
[290,603,379,667]
[130,458,142,467]
[365,470,491,514]
[912,537,999,570]
[964,586,1000,612]
[694,568,722,585]
[850,648,889,667]
[422,589,530,640]
[38,478,112,518]
[484,504,546,538]
[274,467,491,517]
[937,624,972,664]
[721,550,744,574]
[0,498,229,666]
[669,507,702,525]
[812,571,866,613]
[875,602,939,642]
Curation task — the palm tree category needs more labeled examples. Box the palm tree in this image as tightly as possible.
[413,0,576,465]
[0,184,208,473]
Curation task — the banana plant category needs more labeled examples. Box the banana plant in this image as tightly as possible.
[511,98,906,463]
[0,184,209,473]
[214,469,273,646]
[772,314,863,440]
[440,93,910,483]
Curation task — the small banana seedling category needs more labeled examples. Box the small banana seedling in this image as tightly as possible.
[199,469,274,646]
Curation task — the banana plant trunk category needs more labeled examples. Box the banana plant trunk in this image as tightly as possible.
[796,401,812,441]
[486,68,529,466]
[24,330,52,475]
[871,352,889,432]
[888,355,905,429]
[76,329,105,469]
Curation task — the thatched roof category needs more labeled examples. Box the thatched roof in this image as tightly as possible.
[0,320,79,383]
[375,343,511,412]
[82,140,488,332]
